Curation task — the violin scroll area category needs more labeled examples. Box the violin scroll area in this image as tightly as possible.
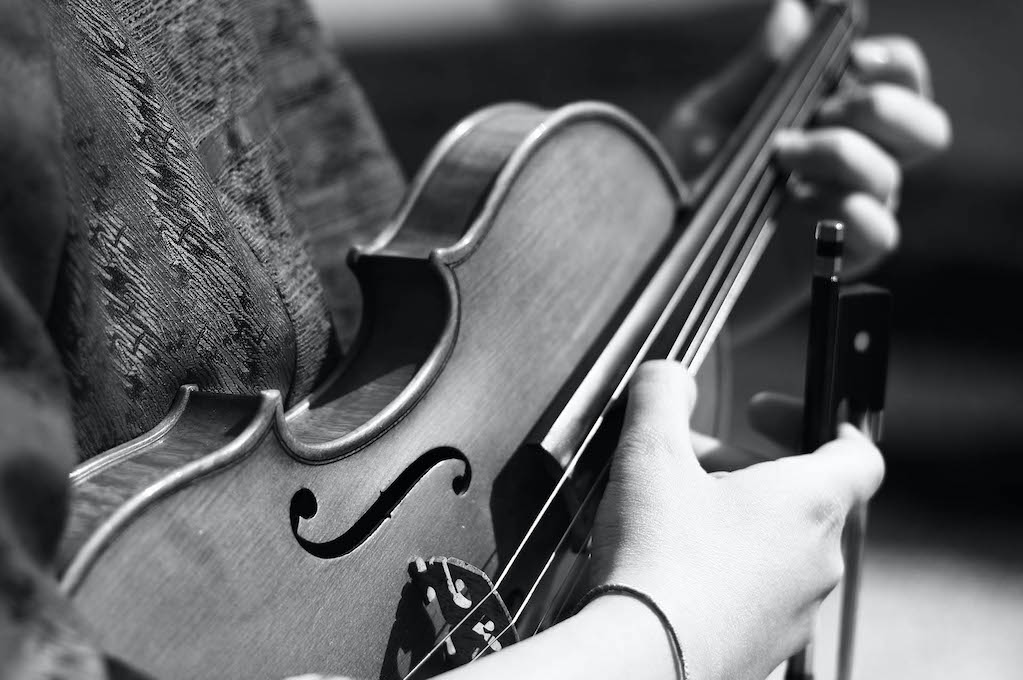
[289,447,472,560]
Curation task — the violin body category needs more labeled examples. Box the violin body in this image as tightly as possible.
[61,102,711,679]
[60,4,860,673]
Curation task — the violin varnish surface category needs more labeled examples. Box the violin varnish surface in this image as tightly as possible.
[66,103,686,680]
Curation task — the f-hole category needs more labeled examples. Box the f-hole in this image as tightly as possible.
[290,447,471,559]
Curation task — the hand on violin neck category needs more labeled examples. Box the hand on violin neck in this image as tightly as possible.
[768,37,950,279]
[659,0,811,182]
[585,361,885,680]
[659,0,950,345]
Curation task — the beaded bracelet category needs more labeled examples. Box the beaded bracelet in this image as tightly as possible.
[572,584,691,680]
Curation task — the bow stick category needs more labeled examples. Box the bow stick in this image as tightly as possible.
[786,220,846,680]
[786,221,892,680]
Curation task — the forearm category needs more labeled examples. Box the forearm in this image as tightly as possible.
[438,596,677,680]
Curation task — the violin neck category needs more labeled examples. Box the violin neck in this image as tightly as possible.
[692,1,861,206]
[517,1,864,638]
[670,0,861,368]
[538,1,860,466]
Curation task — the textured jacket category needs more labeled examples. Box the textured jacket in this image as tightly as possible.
[0,0,404,675]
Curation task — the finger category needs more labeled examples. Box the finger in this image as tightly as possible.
[815,84,952,164]
[692,431,780,473]
[774,127,901,204]
[670,0,812,126]
[619,361,700,473]
[790,424,886,511]
[748,392,803,452]
[761,0,814,61]
[802,189,900,273]
[784,183,900,272]
[662,0,812,174]
[851,36,933,98]
[710,0,814,113]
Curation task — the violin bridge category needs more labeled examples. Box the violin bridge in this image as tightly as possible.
[408,556,519,666]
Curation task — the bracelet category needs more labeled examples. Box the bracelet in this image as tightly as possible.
[572,584,691,680]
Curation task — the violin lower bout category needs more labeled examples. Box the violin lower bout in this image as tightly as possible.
[62,102,688,679]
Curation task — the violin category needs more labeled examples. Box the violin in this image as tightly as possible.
[58,3,862,678]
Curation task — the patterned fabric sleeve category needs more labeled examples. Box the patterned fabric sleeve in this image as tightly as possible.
[1,0,404,675]
[0,0,110,676]
[41,0,406,459]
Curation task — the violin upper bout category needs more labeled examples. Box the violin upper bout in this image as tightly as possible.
[283,101,689,463]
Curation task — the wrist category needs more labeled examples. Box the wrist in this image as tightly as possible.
[581,595,678,680]
[580,580,719,680]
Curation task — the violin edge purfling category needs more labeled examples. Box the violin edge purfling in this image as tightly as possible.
[59,2,866,677]
[60,99,690,679]
[59,99,687,574]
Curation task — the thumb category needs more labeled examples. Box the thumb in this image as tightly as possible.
[790,424,886,510]
[616,361,701,476]
[759,0,815,66]
[662,0,812,176]
[704,0,813,121]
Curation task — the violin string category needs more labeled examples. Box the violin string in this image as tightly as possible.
[404,406,618,677]
[537,542,591,633]
[406,22,851,675]
[526,479,605,635]
[483,457,614,653]
[401,411,605,679]
[516,213,767,640]
[469,192,775,657]
[406,172,783,679]
[475,186,790,657]
[407,165,787,679]
[467,460,612,664]
[410,227,765,677]
[509,456,614,626]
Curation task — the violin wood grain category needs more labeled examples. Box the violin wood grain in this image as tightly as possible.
[61,102,688,680]
[60,4,860,675]
[59,389,269,571]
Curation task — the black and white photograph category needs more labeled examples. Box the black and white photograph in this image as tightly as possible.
[0,0,1016,679]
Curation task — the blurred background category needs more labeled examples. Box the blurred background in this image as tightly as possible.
[310,0,1022,677]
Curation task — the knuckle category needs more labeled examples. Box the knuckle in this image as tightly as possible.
[883,158,902,199]
[845,85,895,136]
[849,193,900,254]
[891,36,927,71]
[634,360,670,382]
[806,491,847,536]
[865,84,905,132]
[931,107,954,150]
[801,616,815,646]
[890,162,903,193]
[825,550,846,590]
[878,211,901,254]
[827,128,862,165]
[860,441,887,492]
[634,360,680,390]
[635,360,697,408]
[620,421,674,461]
[860,85,888,120]
[791,614,816,652]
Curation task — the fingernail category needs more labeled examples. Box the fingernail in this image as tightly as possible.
[851,41,890,72]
